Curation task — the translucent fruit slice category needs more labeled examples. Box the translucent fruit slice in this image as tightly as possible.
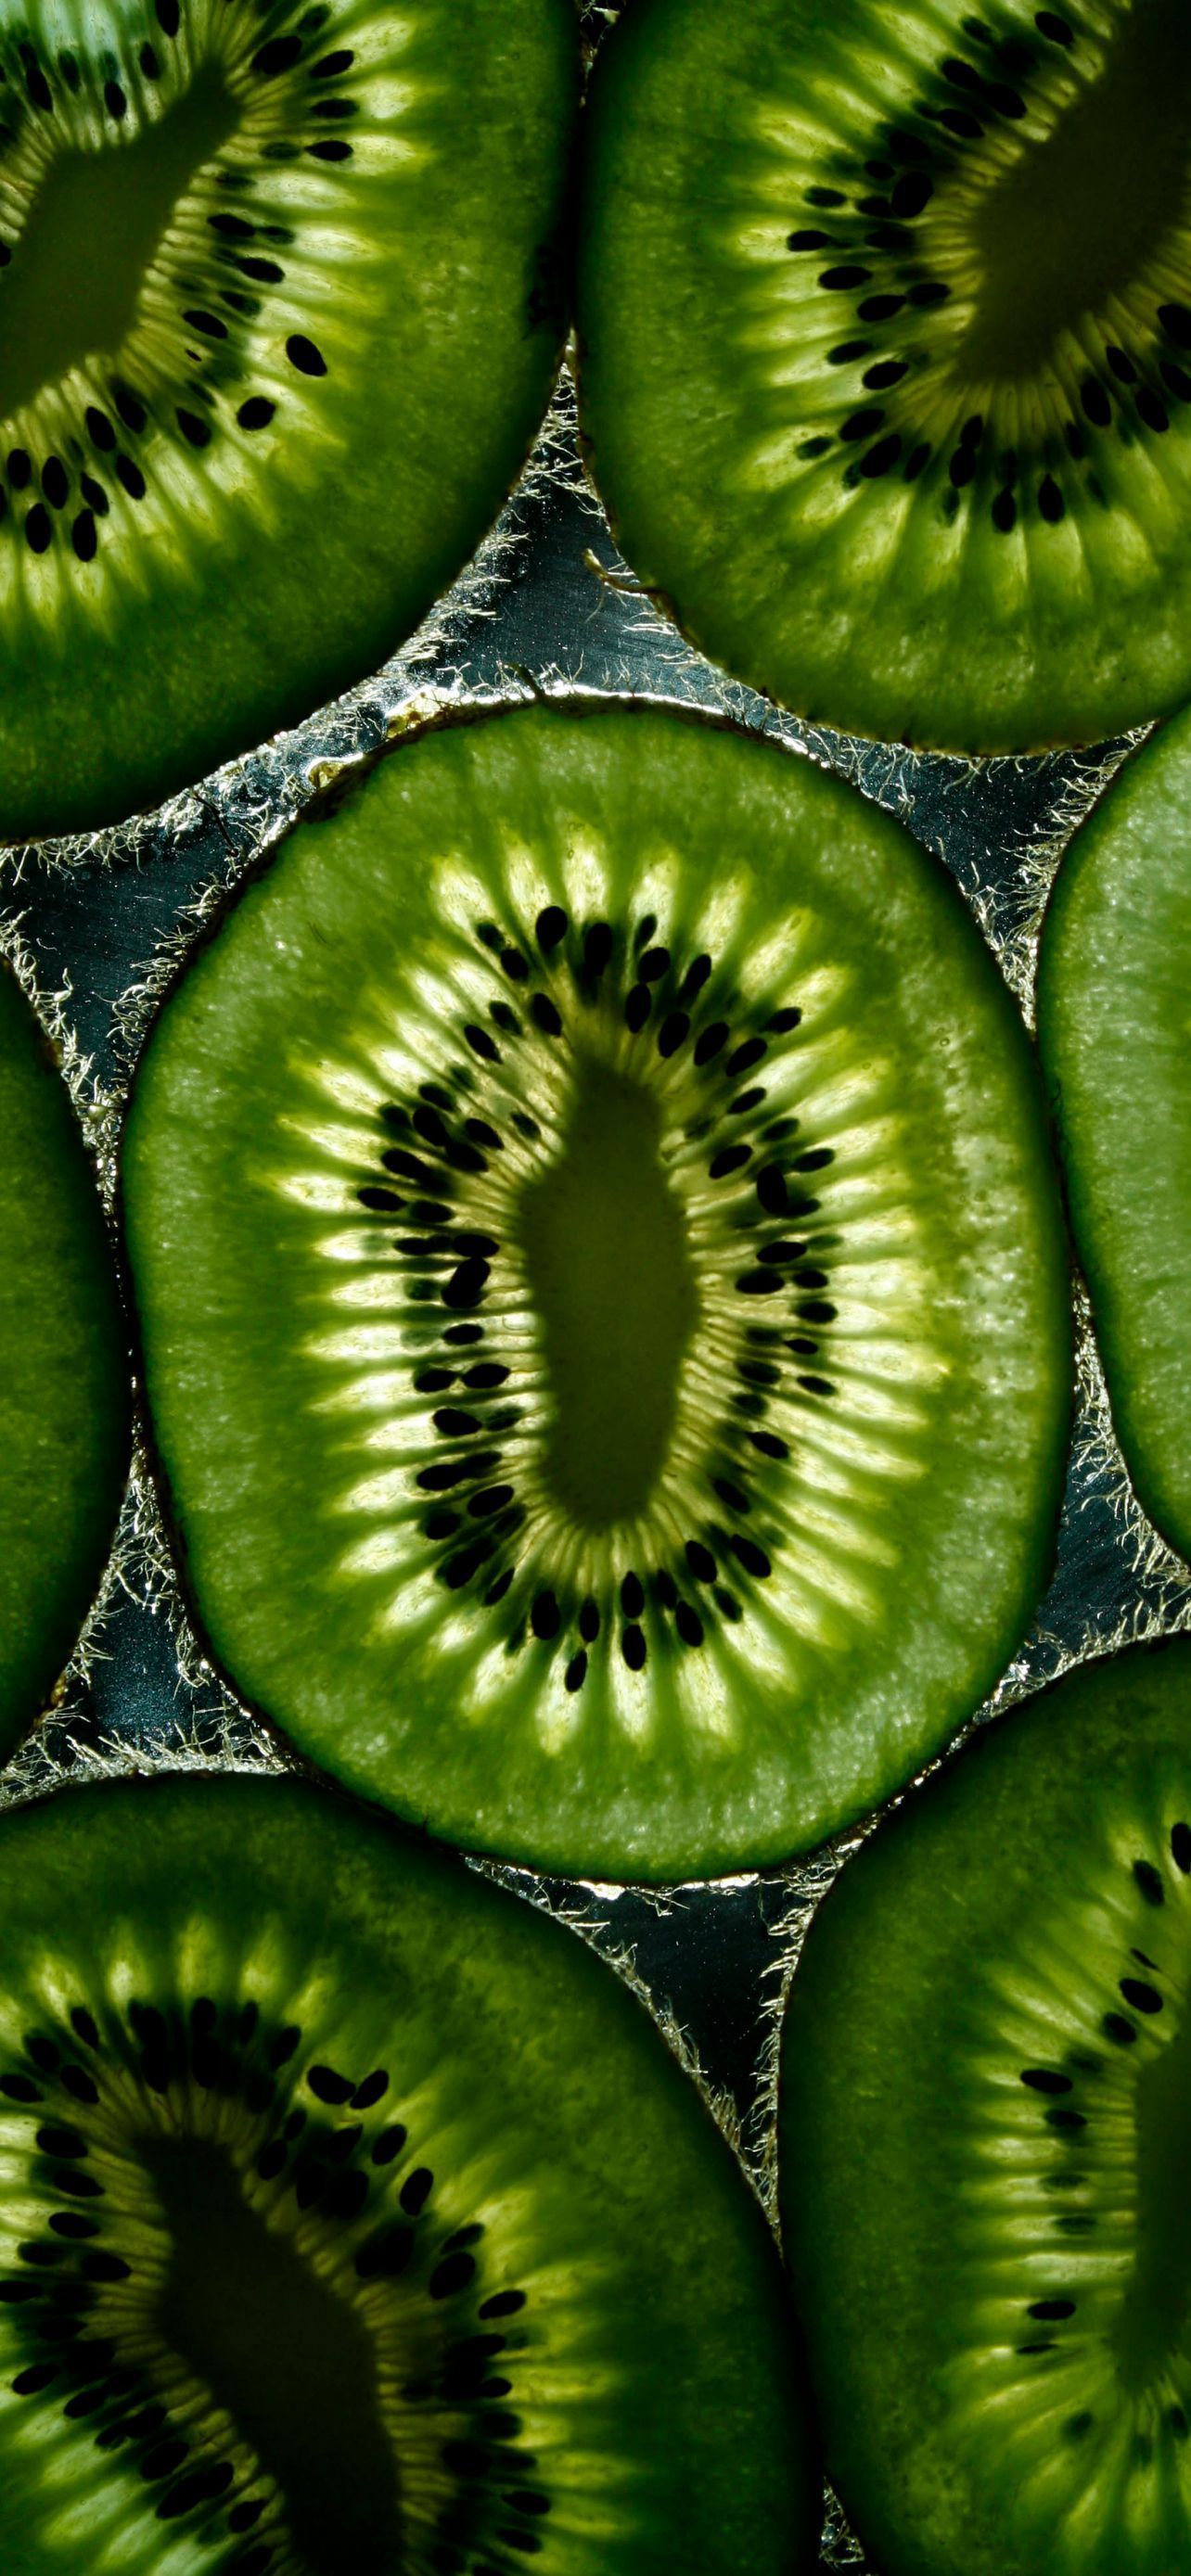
[780,1639,1191,2576]
[577,0,1191,753]
[0,1769,815,2573]
[122,699,1071,1881]
[0,0,577,840]
[1038,707,1191,1560]
[0,960,128,1751]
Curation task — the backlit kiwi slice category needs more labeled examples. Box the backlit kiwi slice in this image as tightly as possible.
[122,700,1070,1880]
[0,1768,814,2572]
[0,0,576,842]
[0,958,128,1752]
[780,1639,1191,2576]
[577,0,1191,753]
[1038,708,1191,1561]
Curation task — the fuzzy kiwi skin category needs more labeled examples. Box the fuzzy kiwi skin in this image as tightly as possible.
[576,0,1191,756]
[1037,707,1191,1562]
[0,964,129,1749]
[0,1768,819,2574]
[778,1639,1191,2576]
[0,0,578,843]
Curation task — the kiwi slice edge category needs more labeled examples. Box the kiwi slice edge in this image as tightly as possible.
[576,0,1191,755]
[0,953,129,1753]
[779,1635,1191,2576]
[120,690,1072,1882]
[1037,702,1191,1562]
[0,1761,817,2574]
[0,0,577,842]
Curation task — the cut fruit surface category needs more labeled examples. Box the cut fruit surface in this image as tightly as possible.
[780,1639,1191,2576]
[0,1769,814,2572]
[121,698,1071,1881]
[0,0,576,840]
[0,960,128,1752]
[577,0,1191,753]
[1038,708,1191,1561]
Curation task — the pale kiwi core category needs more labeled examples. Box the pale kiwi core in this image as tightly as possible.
[962,0,1191,378]
[148,2131,403,2570]
[519,1053,700,1532]
[0,69,239,418]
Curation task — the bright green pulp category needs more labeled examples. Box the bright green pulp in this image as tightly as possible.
[1038,704,1191,1562]
[780,1640,1191,2576]
[122,700,1070,1881]
[0,961,128,1747]
[0,0,576,840]
[0,1771,814,2573]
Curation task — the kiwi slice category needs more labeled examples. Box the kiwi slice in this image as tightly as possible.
[1037,708,1191,1562]
[576,0,1191,753]
[0,0,576,843]
[0,957,128,1751]
[0,1766,814,2571]
[779,1637,1191,2576]
[121,697,1070,1881]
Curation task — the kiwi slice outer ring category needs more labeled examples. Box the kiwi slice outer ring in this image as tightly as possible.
[0,1765,818,2574]
[0,0,578,841]
[119,691,1072,1884]
[576,0,1191,755]
[779,1636,1191,2576]
[0,955,129,1753]
[1037,703,1191,1562]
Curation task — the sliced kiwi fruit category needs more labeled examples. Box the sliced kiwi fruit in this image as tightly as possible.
[1037,708,1191,1561]
[0,1766,815,2571]
[779,1637,1191,2576]
[576,0,1191,754]
[0,958,129,1752]
[120,697,1071,1881]
[0,0,576,842]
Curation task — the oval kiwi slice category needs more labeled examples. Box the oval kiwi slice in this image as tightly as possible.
[121,698,1071,1881]
[0,959,128,1751]
[1038,708,1191,1561]
[577,0,1191,753]
[0,0,576,841]
[0,1767,814,2571]
[780,1638,1191,2576]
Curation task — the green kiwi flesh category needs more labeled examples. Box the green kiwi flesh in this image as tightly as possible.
[1037,706,1191,1561]
[779,1638,1191,2576]
[577,0,1191,754]
[0,0,576,842]
[778,1638,1191,2576]
[121,698,1070,1881]
[0,1768,815,2572]
[0,959,128,1751]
